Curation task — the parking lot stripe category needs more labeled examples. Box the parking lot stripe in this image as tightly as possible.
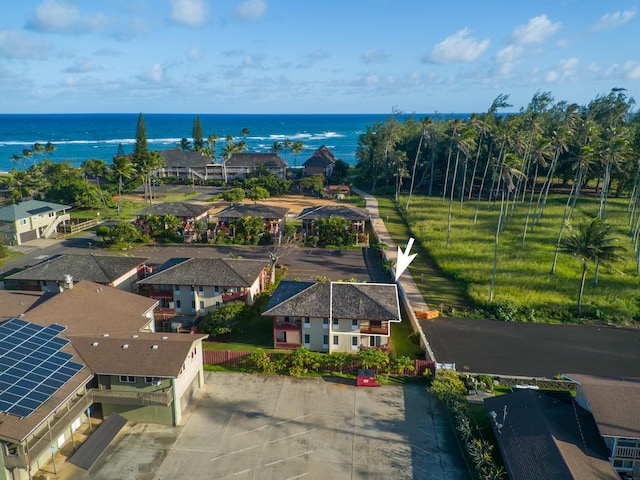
[268,429,317,443]
[285,473,309,480]
[210,444,261,462]
[264,451,313,467]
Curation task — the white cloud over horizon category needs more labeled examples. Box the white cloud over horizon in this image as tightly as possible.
[169,0,209,27]
[510,15,561,45]
[234,0,268,21]
[590,9,636,31]
[25,0,109,34]
[425,28,490,64]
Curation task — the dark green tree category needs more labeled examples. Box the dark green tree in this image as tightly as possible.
[110,221,141,248]
[248,185,270,203]
[312,215,355,246]
[300,174,325,196]
[192,116,204,151]
[222,187,245,204]
[198,301,252,337]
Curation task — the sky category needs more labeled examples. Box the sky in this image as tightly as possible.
[1,0,639,114]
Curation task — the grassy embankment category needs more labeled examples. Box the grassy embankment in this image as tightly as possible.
[388,193,640,324]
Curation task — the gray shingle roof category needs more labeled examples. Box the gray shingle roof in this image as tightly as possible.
[0,200,70,221]
[138,257,268,287]
[137,202,211,218]
[226,153,286,167]
[157,148,215,168]
[303,146,337,167]
[6,254,148,284]
[263,281,400,321]
[565,373,640,438]
[297,205,368,221]
[69,332,207,377]
[215,203,289,220]
[484,389,618,480]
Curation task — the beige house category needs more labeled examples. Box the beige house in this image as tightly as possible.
[0,200,70,246]
[224,153,287,181]
[0,281,206,480]
[566,374,640,480]
[138,257,270,321]
[263,281,401,353]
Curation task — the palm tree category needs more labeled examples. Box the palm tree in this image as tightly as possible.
[45,141,56,158]
[111,155,135,213]
[291,141,304,167]
[282,139,292,164]
[21,149,32,169]
[32,142,44,165]
[560,218,625,316]
[271,142,283,154]
[82,159,110,211]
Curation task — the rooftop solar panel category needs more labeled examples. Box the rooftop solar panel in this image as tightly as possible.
[0,318,84,418]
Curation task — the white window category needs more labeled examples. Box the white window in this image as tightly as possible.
[323,335,329,347]
[175,285,180,293]
[332,318,339,327]
[303,317,310,328]
[304,334,310,346]
[19,218,27,225]
[351,336,358,350]
[333,335,339,346]
[144,377,161,384]
[351,319,359,330]
[322,318,329,329]
[119,375,135,383]
[199,301,204,310]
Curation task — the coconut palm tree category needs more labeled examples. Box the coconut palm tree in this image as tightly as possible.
[45,141,56,158]
[82,158,110,211]
[111,155,135,213]
[32,142,44,165]
[291,141,304,167]
[560,217,625,316]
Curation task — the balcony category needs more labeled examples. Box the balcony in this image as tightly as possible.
[90,387,173,407]
[148,286,173,299]
[222,291,247,302]
[359,323,389,335]
[155,307,176,321]
[274,320,302,331]
[615,446,640,459]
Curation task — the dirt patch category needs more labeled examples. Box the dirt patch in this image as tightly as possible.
[210,195,349,215]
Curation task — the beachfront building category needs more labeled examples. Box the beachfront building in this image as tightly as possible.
[138,257,270,321]
[153,148,224,183]
[297,204,369,245]
[0,280,207,479]
[224,153,287,181]
[135,202,211,242]
[0,200,70,246]
[263,281,401,352]
[302,145,336,178]
[4,254,149,292]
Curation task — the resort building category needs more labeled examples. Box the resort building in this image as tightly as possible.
[297,204,369,245]
[224,153,287,181]
[263,281,401,352]
[302,145,336,178]
[154,148,223,183]
[4,254,149,292]
[0,200,70,246]
[135,202,212,242]
[212,203,289,239]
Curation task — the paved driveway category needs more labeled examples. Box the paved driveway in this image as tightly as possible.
[57,372,469,480]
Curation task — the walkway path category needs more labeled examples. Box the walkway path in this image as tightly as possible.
[352,187,437,362]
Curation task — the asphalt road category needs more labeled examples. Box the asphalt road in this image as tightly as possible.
[421,316,640,378]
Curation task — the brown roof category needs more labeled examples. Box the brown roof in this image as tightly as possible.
[485,389,618,480]
[215,203,289,220]
[138,257,267,287]
[226,153,286,167]
[23,280,158,334]
[297,205,368,221]
[0,290,53,319]
[264,281,401,321]
[565,373,640,438]
[303,146,337,168]
[6,254,148,285]
[69,332,207,377]
[157,148,215,168]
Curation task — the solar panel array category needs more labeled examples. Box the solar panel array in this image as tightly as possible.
[0,318,84,418]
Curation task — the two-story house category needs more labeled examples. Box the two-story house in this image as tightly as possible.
[0,280,207,480]
[302,145,336,178]
[263,281,401,352]
[4,254,149,292]
[154,148,223,182]
[135,202,212,242]
[138,257,270,319]
[0,200,71,246]
[224,153,287,181]
[565,374,640,480]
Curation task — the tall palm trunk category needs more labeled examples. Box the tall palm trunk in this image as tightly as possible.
[441,133,456,204]
[405,132,424,210]
[577,262,588,316]
[550,182,576,273]
[489,189,506,302]
[468,133,484,201]
[445,150,461,248]
[473,143,494,224]
[521,162,540,248]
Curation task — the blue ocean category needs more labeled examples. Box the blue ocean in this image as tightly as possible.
[0,113,431,172]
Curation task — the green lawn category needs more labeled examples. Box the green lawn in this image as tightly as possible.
[394,193,640,323]
[376,196,473,312]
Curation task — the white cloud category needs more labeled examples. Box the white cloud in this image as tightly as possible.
[0,30,50,59]
[26,0,108,34]
[235,0,268,21]
[510,15,561,45]
[361,49,390,64]
[169,0,209,27]
[425,28,490,64]
[545,57,579,84]
[591,9,636,31]
[494,45,523,64]
[188,47,202,60]
[608,61,640,80]
[139,64,164,82]
[94,48,121,57]
[64,59,104,73]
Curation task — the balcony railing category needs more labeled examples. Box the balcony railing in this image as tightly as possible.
[148,287,173,299]
[222,291,247,302]
[615,446,640,459]
[359,324,389,335]
[274,320,302,331]
[90,387,173,407]
[155,307,176,321]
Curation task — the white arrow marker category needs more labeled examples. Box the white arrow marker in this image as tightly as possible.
[395,237,417,281]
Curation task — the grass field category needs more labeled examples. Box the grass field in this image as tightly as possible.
[393,193,640,324]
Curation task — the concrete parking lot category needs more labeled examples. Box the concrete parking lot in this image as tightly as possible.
[54,372,469,480]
